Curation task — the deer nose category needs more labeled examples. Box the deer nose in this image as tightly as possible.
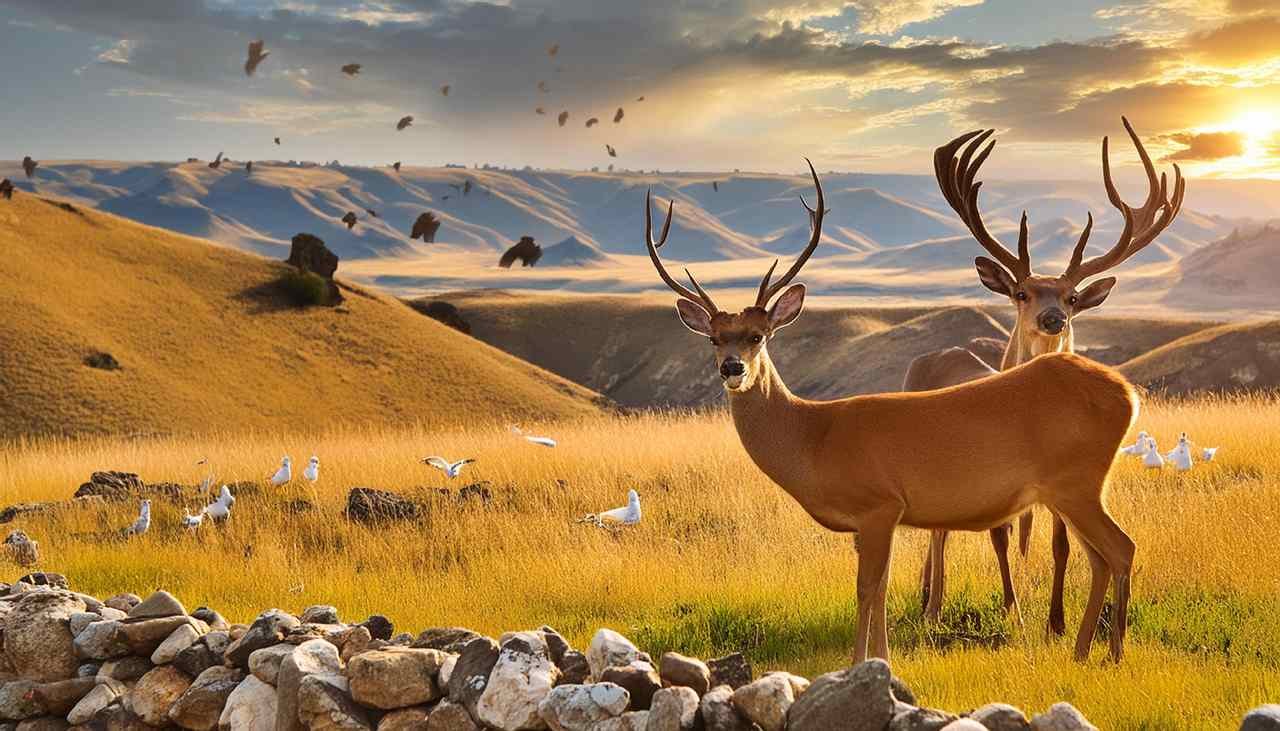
[720,358,746,379]
[1038,308,1067,334]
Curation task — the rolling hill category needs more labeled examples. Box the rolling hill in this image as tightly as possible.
[0,195,605,438]
[1120,319,1280,395]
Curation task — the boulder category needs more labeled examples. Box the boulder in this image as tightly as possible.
[537,627,571,666]
[153,622,203,664]
[97,656,153,682]
[298,672,372,730]
[73,471,144,501]
[414,628,483,655]
[275,639,343,731]
[300,605,341,625]
[359,615,395,642]
[475,633,559,730]
[286,233,340,279]
[699,686,755,731]
[596,712,650,731]
[104,594,141,613]
[707,654,752,691]
[889,706,958,730]
[969,703,1031,731]
[599,664,660,711]
[2,591,86,681]
[29,678,96,717]
[557,651,590,686]
[73,620,130,661]
[14,718,68,731]
[731,673,803,731]
[16,573,65,590]
[248,643,295,685]
[225,609,299,668]
[340,626,376,663]
[0,681,42,721]
[128,591,186,619]
[536,683,629,731]
[942,722,989,731]
[378,706,432,730]
[174,640,223,679]
[218,674,277,731]
[1030,703,1097,731]
[191,607,229,630]
[91,703,151,730]
[76,663,100,679]
[658,653,710,696]
[69,613,100,638]
[120,615,206,657]
[345,489,422,524]
[426,699,480,731]
[125,665,193,726]
[1242,705,1280,731]
[66,682,121,725]
[446,637,499,716]
[645,686,700,731]
[786,660,894,731]
[348,647,448,710]
[167,666,244,730]
[586,630,641,680]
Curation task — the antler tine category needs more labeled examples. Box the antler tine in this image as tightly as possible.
[1064,211,1094,276]
[935,129,1030,279]
[644,189,718,313]
[1067,117,1184,282]
[757,159,825,307]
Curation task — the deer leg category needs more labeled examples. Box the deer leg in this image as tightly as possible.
[853,511,900,663]
[1067,536,1109,661]
[1059,508,1136,663]
[989,523,1019,616]
[923,530,947,621]
[920,537,932,612]
[1047,514,1071,638]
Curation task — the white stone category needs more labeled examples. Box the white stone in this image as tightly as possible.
[586,629,640,680]
[247,644,295,686]
[731,673,798,731]
[218,675,278,731]
[476,638,560,730]
[153,622,203,664]
[537,683,630,731]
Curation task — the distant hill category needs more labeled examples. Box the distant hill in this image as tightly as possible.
[1161,225,1280,311]
[539,236,615,267]
[0,195,604,438]
[1120,319,1280,395]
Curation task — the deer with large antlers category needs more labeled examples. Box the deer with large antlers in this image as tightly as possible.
[904,117,1184,633]
[646,162,1140,663]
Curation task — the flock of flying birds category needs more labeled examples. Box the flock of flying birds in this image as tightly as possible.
[1119,431,1219,471]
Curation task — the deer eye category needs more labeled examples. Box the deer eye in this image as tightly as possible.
[1015,291,1028,301]
[750,334,763,344]
[709,337,718,346]
[1068,294,1079,306]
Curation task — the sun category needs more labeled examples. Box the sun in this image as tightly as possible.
[1229,110,1279,142]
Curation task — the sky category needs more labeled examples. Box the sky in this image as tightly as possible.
[2,0,1279,179]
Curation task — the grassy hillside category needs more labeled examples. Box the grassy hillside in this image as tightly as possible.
[0,195,604,438]
[1120,319,1280,394]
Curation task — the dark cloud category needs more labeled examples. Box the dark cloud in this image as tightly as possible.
[1163,131,1247,161]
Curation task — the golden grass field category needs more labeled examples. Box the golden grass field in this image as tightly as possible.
[2,394,1277,729]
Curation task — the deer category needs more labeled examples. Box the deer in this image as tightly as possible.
[645,161,1140,663]
[903,117,1184,635]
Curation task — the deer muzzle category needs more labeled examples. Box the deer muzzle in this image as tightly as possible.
[1038,308,1067,335]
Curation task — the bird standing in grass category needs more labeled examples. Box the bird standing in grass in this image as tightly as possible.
[304,456,320,483]
[205,486,234,522]
[125,500,151,537]
[578,490,641,528]
[423,456,475,479]
[182,511,204,529]
[1120,431,1150,456]
[270,456,292,486]
[1166,433,1194,471]
[1143,439,1165,469]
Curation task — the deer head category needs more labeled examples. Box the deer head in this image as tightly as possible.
[646,161,825,392]
[936,117,1184,344]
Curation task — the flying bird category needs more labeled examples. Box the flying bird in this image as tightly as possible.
[605,144,617,158]
[269,456,292,487]
[1120,431,1150,457]
[1202,447,1219,461]
[244,40,269,76]
[538,81,549,93]
[613,107,624,123]
[422,456,475,479]
[304,456,320,483]
[245,161,253,174]
[585,117,599,128]
[510,425,557,448]
[341,63,362,76]
[396,116,414,131]
[1143,439,1165,470]
[558,111,569,127]
[342,211,359,229]
[208,152,224,169]
[125,500,152,537]
[548,43,559,57]
[636,96,645,102]
[463,180,472,195]
[393,161,402,172]
[274,137,282,145]
[364,208,379,218]
[410,212,441,242]
[22,156,38,178]
[535,107,546,115]
[1165,433,1194,471]
[712,181,719,192]
[577,489,642,528]
[499,236,542,268]
[0,179,13,200]
[440,84,450,96]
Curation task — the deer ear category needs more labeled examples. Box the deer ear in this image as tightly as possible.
[768,284,806,331]
[675,299,714,336]
[974,257,1016,297]
[1074,277,1116,312]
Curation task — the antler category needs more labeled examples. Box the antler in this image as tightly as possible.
[934,130,1031,280]
[755,159,825,308]
[644,190,719,313]
[1063,116,1185,283]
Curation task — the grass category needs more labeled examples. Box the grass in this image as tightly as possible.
[1,394,1278,728]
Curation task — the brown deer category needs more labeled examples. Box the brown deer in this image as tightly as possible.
[904,118,1184,634]
[645,162,1140,663]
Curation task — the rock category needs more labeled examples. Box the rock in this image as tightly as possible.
[596,712,650,731]
[475,632,559,730]
[417,301,472,335]
[126,665,193,726]
[341,626,376,663]
[969,703,1031,731]
[1242,705,1280,731]
[167,666,244,730]
[427,699,480,731]
[537,627,571,666]
[557,652,590,686]
[123,616,208,657]
[248,644,295,686]
[275,639,343,731]
[29,678,96,717]
[942,722,990,731]
[97,656,153,682]
[104,594,141,613]
[73,471,144,501]
[378,706,432,730]
[658,654,710,696]
[76,664,100,679]
[439,654,458,687]
[216,674,276,731]
[16,574,66,590]
[707,655,752,691]
[349,647,448,710]
[646,687,700,731]
[287,233,340,279]
[891,676,917,706]
[225,609,299,668]
[298,672,372,730]
[14,718,67,731]
[174,641,222,679]
[0,681,42,721]
[600,664,660,711]
[153,622,203,664]
[191,607,229,630]
[414,628,483,655]
[537,683,630,730]
[699,686,754,731]
[345,488,422,524]
[1030,703,1097,731]
[587,630,641,680]
[73,620,129,661]
[129,591,186,619]
[3,533,40,568]
[786,659,894,731]
[67,683,121,725]
[360,615,394,642]
[301,605,341,624]
[446,637,500,717]
[2,591,86,681]
[68,613,101,639]
[731,673,804,731]
[890,706,959,731]
[91,703,150,730]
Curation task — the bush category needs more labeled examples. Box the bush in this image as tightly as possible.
[280,269,331,307]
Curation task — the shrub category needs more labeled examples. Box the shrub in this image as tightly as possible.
[280,269,331,307]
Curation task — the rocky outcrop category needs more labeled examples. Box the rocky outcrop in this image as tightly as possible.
[344,488,424,524]
[285,232,343,305]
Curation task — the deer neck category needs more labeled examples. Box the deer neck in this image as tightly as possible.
[725,346,825,493]
[1002,318,1074,370]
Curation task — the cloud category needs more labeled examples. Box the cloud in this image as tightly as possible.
[1163,131,1247,160]
[1186,15,1280,66]
[847,0,984,35]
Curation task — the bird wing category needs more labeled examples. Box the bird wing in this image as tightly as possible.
[525,436,557,448]
[498,246,519,268]
[454,459,476,469]
[424,457,451,471]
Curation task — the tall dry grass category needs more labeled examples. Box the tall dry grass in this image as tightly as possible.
[1,394,1278,728]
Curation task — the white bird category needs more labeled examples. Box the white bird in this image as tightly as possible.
[1142,438,1165,470]
[126,500,152,536]
[510,425,557,448]
[578,489,642,528]
[1120,431,1149,456]
[205,486,234,522]
[182,511,205,529]
[423,456,475,478]
[270,456,292,486]
[1165,432,1194,471]
[1202,447,1219,462]
[303,456,320,483]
